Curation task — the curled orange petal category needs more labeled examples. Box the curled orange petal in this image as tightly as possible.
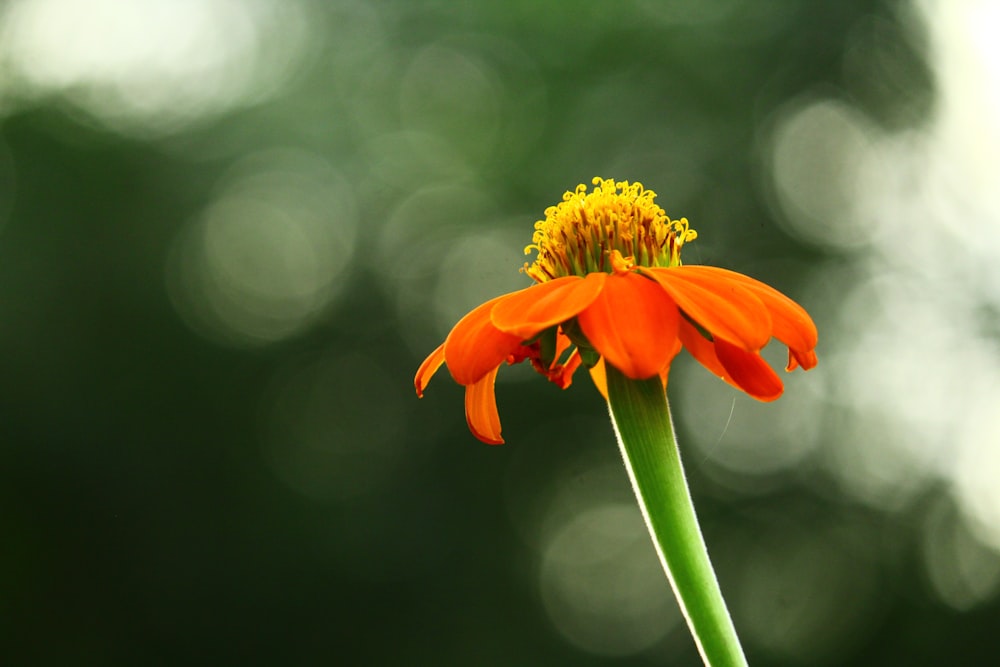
[577,272,681,379]
[415,343,446,397]
[785,348,817,372]
[491,273,605,339]
[465,366,503,445]
[676,266,818,370]
[678,317,727,379]
[714,338,783,401]
[678,318,784,401]
[444,295,525,386]
[643,266,771,351]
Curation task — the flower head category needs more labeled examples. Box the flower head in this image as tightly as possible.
[525,177,697,281]
[415,177,818,444]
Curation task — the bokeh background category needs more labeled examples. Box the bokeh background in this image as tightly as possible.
[2,0,1000,664]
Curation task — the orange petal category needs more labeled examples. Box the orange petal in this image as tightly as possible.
[589,357,608,400]
[659,335,683,387]
[415,343,446,397]
[678,317,727,380]
[491,273,605,339]
[550,347,583,389]
[643,266,772,351]
[588,353,672,402]
[576,272,681,379]
[444,295,525,386]
[714,338,784,401]
[677,266,818,370]
[679,318,784,400]
[785,347,818,372]
[551,328,573,370]
[465,366,503,445]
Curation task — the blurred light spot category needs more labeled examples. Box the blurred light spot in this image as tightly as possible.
[953,385,1000,552]
[837,273,965,435]
[733,522,880,664]
[823,271,992,509]
[767,98,884,250]
[377,183,496,276]
[167,149,357,347]
[923,498,1000,611]
[538,503,680,657]
[375,183,503,350]
[0,0,313,136]
[931,0,1000,197]
[262,350,406,503]
[432,229,530,344]
[399,41,502,165]
[799,1,1000,551]
[386,34,548,172]
[918,1,1000,296]
[867,0,1000,576]
[822,408,936,512]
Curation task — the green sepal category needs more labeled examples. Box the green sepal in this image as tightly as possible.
[536,326,559,367]
[559,318,598,363]
[578,346,601,369]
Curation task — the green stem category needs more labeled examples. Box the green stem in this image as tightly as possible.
[605,364,747,667]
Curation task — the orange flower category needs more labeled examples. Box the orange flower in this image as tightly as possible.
[415,178,818,444]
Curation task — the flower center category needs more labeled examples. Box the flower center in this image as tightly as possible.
[523,177,697,283]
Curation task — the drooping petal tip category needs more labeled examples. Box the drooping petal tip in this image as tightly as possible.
[684,265,818,367]
[714,338,784,402]
[677,318,785,401]
[465,367,504,445]
[415,343,446,398]
[787,347,818,372]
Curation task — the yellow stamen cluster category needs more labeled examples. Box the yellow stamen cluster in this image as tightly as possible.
[523,177,697,283]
